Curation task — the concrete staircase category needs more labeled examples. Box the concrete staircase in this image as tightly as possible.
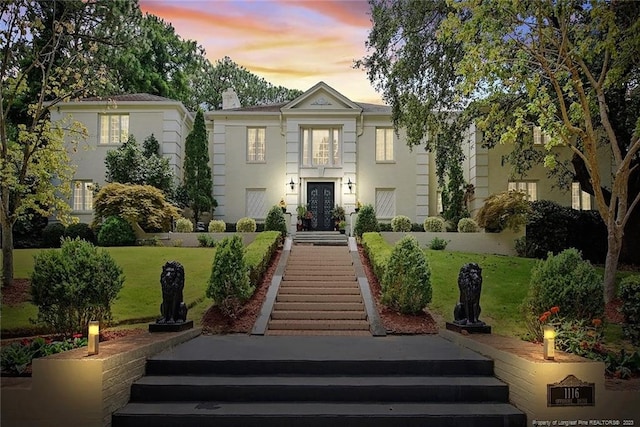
[112,335,527,427]
[267,245,370,335]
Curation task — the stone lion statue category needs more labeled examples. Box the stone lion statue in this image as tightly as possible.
[157,261,187,324]
[453,263,485,326]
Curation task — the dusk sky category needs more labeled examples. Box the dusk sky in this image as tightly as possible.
[138,0,384,105]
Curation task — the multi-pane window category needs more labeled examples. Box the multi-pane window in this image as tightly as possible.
[247,127,266,162]
[533,126,551,145]
[99,114,129,144]
[73,181,93,211]
[375,188,396,219]
[571,182,592,210]
[508,181,537,201]
[376,128,394,161]
[301,128,341,166]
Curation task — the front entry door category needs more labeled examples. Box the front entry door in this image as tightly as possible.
[307,182,334,231]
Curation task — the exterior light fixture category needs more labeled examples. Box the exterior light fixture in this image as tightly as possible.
[88,321,99,356]
[289,178,295,191]
[543,325,555,360]
[346,178,355,192]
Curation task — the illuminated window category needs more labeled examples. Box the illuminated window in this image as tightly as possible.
[571,182,592,210]
[247,127,266,162]
[376,128,394,162]
[508,181,537,201]
[73,181,94,211]
[99,114,129,144]
[301,128,341,166]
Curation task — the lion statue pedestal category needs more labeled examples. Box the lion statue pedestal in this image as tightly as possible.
[445,263,491,334]
[149,261,194,332]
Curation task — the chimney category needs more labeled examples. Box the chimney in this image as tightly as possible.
[222,88,241,110]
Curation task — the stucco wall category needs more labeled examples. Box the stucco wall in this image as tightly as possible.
[380,230,522,256]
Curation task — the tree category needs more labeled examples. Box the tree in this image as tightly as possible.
[183,110,213,223]
[104,134,175,197]
[442,1,640,303]
[356,0,470,225]
[1,0,135,287]
[197,57,304,110]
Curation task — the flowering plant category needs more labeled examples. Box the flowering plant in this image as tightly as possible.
[537,306,605,359]
[278,198,286,208]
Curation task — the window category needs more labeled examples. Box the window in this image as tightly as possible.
[375,188,396,218]
[99,114,129,144]
[73,181,93,211]
[376,128,394,161]
[246,189,267,219]
[301,128,341,166]
[247,127,266,162]
[508,181,537,201]
[572,182,592,210]
[533,126,551,145]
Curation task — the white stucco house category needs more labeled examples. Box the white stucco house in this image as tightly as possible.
[51,82,607,229]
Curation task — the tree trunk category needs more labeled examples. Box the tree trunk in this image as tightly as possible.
[603,222,623,304]
[1,220,14,287]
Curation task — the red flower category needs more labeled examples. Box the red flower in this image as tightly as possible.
[73,333,83,339]
[592,319,602,327]
[550,306,560,314]
[21,339,30,346]
[539,313,549,322]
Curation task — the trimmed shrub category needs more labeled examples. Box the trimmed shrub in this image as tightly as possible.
[423,217,445,232]
[429,237,448,250]
[264,205,288,237]
[175,217,193,233]
[361,232,393,280]
[13,210,48,249]
[381,235,432,314]
[97,216,136,247]
[354,204,379,237]
[208,220,226,233]
[206,235,254,318]
[378,223,392,232]
[411,223,424,232]
[236,217,257,233]
[619,275,640,345]
[457,218,480,233]
[476,190,530,232]
[524,248,604,323]
[391,215,412,232]
[197,234,216,247]
[245,231,281,286]
[30,238,124,336]
[41,223,66,248]
[64,222,96,244]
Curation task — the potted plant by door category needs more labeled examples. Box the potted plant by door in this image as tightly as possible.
[296,205,306,231]
[331,205,346,230]
[304,209,313,231]
[338,220,347,234]
[279,198,287,213]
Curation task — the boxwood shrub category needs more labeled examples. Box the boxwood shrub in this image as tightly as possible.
[97,216,136,247]
[361,232,393,283]
[208,220,226,233]
[175,217,193,233]
[64,222,96,244]
[236,217,257,232]
[457,218,480,233]
[354,204,379,237]
[423,217,445,232]
[264,205,288,237]
[244,231,281,286]
[381,235,432,314]
[391,215,412,232]
[41,222,66,248]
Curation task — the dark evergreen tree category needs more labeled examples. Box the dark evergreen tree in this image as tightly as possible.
[183,110,213,223]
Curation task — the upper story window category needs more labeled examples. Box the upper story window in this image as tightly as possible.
[99,114,129,144]
[376,128,394,162]
[247,127,266,162]
[508,181,537,201]
[301,128,341,167]
[533,126,551,146]
[73,180,93,211]
[572,182,592,210]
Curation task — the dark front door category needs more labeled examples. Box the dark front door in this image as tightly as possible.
[307,182,334,231]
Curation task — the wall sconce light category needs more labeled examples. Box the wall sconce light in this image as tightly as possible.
[288,178,295,191]
[543,325,555,360]
[346,178,355,192]
[88,321,99,356]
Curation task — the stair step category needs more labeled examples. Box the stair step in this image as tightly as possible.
[271,310,367,320]
[284,270,355,277]
[129,376,509,403]
[113,402,526,427]
[276,294,363,303]
[274,302,365,311]
[268,319,370,331]
[278,287,361,295]
[280,280,357,287]
[285,265,354,271]
[286,259,353,266]
[266,330,372,336]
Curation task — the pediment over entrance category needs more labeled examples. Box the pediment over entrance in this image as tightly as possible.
[282,81,363,113]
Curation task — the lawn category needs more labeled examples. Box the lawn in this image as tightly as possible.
[1,246,217,334]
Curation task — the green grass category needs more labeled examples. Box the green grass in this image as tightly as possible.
[2,246,217,334]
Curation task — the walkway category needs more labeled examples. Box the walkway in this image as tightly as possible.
[252,235,385,336]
